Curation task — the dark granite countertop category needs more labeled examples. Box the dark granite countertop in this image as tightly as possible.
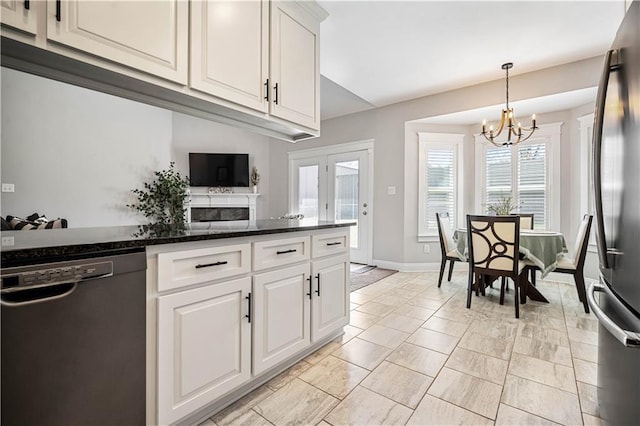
[1,220,354,267]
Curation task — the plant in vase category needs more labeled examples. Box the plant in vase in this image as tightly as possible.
[486,195,519,216]
[128,162,190,236]
[250,166,260,194]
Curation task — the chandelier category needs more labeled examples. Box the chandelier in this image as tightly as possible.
[481,62,538,146]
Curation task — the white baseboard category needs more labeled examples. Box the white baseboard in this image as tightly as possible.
[372,259,441,272]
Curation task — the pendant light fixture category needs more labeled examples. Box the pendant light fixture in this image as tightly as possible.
[481,62,538,146]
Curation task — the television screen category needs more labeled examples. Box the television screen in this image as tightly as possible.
[189,153,250,187]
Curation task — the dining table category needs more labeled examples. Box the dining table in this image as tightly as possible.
[453,228,568,303]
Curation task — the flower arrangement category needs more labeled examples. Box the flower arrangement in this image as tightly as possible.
[486,195,519,216]
[250,166,261,186]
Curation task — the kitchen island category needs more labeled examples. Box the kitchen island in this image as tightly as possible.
[1,220,353,425]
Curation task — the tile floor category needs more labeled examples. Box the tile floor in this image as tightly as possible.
[199,271,601,426]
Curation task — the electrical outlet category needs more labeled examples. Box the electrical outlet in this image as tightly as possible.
[387,186,396,195]
[2,236,15,246]
[1,183,15,193]
[423,244,430,254]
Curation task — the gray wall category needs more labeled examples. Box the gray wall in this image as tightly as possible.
[268,56,604,269]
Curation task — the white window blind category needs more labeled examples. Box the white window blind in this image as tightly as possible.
[518,143,546,228]
[485,147,512,208]
[418,133,463,239]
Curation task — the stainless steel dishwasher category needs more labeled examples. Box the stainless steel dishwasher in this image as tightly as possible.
[1,249,146,426]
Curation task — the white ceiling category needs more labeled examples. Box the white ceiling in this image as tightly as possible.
[319,0,626,121]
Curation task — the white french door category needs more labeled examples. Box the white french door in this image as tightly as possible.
[290,143,372,265]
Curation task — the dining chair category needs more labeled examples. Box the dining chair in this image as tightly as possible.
[551,214,593,313]
[519,213,534,230]
[466,214,527,318]
[436,212,464,287]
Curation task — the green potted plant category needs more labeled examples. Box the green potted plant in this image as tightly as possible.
[128,162,190,236]
[486,195,518,216]
[250,166,260,194]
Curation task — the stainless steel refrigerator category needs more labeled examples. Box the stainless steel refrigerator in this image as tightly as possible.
[589,1,640,424]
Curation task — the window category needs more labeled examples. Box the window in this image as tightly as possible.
[475,123,562,230]
[579,113,596,248]
[418,133,464,240]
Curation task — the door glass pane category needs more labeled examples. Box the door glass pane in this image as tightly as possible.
[518,143,546,229]
[298,165,319,220]
[335,160,359,248]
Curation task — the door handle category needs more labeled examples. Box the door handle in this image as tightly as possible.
[588,281,640,348]
[1,282,77,307]
[315,273,320,296]
[195,261,228,269]
[362,211,367,216]
[306,275,312,299]
[245,293,252,323]
[55,0,61,21]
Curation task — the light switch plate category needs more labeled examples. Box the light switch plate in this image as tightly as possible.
[2,236,15,246]
[1,183,15,193]
[387,186,396,195]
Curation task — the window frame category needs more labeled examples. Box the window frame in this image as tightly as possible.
[474,122,562,230]
[418,132,464,241]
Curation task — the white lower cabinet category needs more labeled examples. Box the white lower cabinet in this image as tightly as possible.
[252,263,311,374]
[311,255,350,342]
[157,277,252,425]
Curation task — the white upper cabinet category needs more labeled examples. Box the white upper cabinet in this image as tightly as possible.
[190,0,269,113]
[270,1,320,130]
[46,0,188,84]
[1,0,38,34]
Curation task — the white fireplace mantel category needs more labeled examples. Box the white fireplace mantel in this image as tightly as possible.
[187,192,259,223]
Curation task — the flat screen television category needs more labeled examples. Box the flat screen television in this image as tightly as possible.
[189,153,250,187]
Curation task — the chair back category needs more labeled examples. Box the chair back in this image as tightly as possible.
[573,215,593,266]
[467,214,520,278]
[519,213,534,230]
[436,212,454,254]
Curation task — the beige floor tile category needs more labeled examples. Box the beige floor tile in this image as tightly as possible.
[386,288,421,299]
[324,386,413,426]
[521,312,567,331]
[355,301,397,317]
[508,353,577,393]
[407,394,493,425]
[350,302,359,310]
[467,317,519,340]
[428,367,502,420]
[422,316,469,337]
[577,381,600,417]
[266,359,313,391]
[198,419,215,426]
[518,323,570,347]
[513,335,573,367]
[253,379,338,425]
[565,315,598,332]
[217,410,271,426]
[360,361,432,408]
[317,422,331,426]
[338,324,363,345]
[304,341,342,365]
[348,310,379,329]
[445,347,508,385]
[574,358,598,386]
[371,294,409,307]
[393,304,436,320]
[433,306,477,324]
[570,340,598,363]
[402,282,431,293]
[495,404,560,425]
[349,292,375,305]
[583,413,606,426]
[385,342,448,377]
[500,375,582,425]
[407,328,459,354]
[458,332,514,360]
[375,313,424,333]
[357,324,410,349]
[298,355,369,399]
[331,337,392,370]
[407,296,445,310]
[212,385,274,425]
[567,326,599,346]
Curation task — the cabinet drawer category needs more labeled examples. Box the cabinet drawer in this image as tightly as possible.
[253,236,310,271]
[158,243,250,291]
[311,232,348,258]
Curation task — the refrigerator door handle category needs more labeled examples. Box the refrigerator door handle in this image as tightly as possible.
[593,49,619,270]
[588,281,640,348]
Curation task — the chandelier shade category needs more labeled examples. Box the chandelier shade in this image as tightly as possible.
[481,62,538,146]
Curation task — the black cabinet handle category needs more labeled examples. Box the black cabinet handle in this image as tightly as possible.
[306,275,312,299]
[24,0,29,10]
[55,0,61,21]
[274,83,279,104]
[245,293,252,323]
[264,79,269,101]
[326,242,341,246]
[276,249,296,255]
[195,260,228,269]
[315,273,320,296]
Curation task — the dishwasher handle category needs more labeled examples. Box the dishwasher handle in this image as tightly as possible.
[1,282,78,307]
[588,281,640,348]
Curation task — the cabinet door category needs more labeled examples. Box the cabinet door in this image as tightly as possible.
[47,0,187,84]
[190,0,269,113]
[157,277,251,425]
[270,1,320,130]
[253,263,311,374]
[1,0,38,34]
[311,255,350,342]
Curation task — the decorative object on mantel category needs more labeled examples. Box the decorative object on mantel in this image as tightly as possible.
[128,162,190,236]
[250,166,261,194]
[208,187,234,194]
[486,195,520,216]
[481,62,538,146]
